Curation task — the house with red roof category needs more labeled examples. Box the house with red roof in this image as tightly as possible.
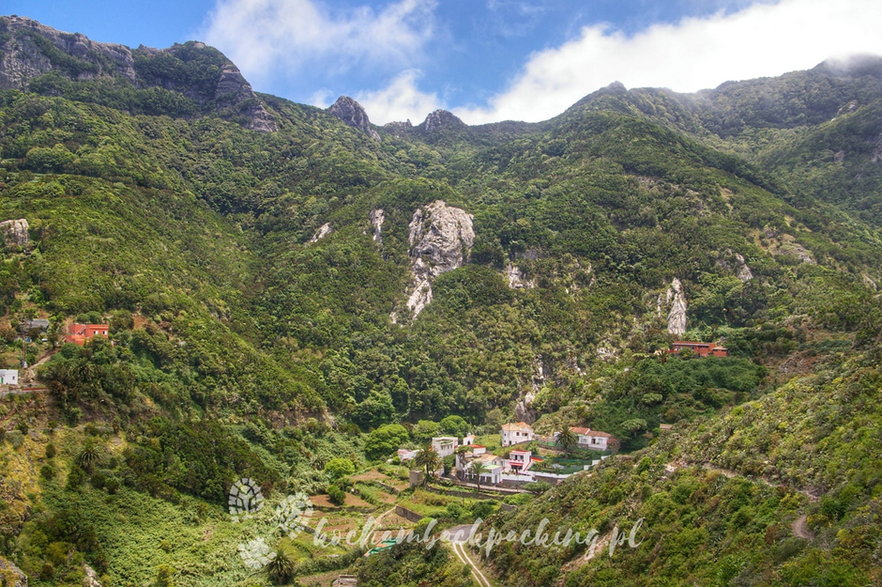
[65,323,109,345]
[669,341,728,357]
[569,426,615,451]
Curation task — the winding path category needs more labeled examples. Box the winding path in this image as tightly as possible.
[450,540,492,587]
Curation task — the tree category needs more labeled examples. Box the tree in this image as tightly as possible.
[470,461,489,493]
[264,549,296,585]
[413,448,441,485]
[364,423,409,460]
[439,415,470,437]
[324,457,355,480]
[621,418,648,437]
[412,420,441,443]
[557,427,577,455]
[76,441,103,472]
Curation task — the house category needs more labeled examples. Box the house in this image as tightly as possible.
[462,433,475,446]
[463,453,504,485]
[569,427,615,451]
[20,318,50,333]
[0,369,19,386]
[430,436,459,458]
[397,448,420,462]
[65,323,109,345]
[501,422,535,446]
[669,341,728,357]
[506,449,534,473]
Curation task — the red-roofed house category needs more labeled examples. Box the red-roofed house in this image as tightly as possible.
[569,426,615,451]
[65,323,109,345]
[669,341,728,357]
[507,449,534,473]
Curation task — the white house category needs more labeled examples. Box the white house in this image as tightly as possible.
[570,427,615,451]
[431,436,458,458]
[397,448,420,462]
[0,369,18,386]
[506,449,534,473]
[501,422,534,447]
[465,453,504,485]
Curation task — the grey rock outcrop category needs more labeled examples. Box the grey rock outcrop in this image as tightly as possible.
[368,209,385,244]
[83,565,103,587]
[308,223,333,243]
[393,200,474,321]
[658,278,688,336]
[419,109,466,133]
[328,96,380,140]
[1,218,29,248]
[0,556,28,587]
[719,250,753,282]
[505,263,536,289]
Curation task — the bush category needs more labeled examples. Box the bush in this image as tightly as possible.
[327,484,346,506]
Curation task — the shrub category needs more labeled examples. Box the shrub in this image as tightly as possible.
[327,484,346,505]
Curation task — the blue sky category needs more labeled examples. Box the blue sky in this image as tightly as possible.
[5,0,882,124]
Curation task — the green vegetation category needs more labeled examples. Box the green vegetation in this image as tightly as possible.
[1,21,882,585]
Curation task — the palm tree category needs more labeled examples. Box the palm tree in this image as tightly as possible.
[557,427,577,455]
[76,441,102,472]
[470,461,489,494]
[413,447,441,485]
[264,548,296,585]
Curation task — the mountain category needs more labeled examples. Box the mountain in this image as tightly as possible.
[1,17,881,586]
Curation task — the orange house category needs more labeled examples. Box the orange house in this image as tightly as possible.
[669,341,728,357]
[65,323,109,345]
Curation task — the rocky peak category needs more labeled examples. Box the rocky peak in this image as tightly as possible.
[392,200,474,322]
[419,109,466,133]
[328,96,380,140]
[0,16,277,132]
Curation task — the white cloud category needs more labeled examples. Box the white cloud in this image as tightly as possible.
[455,0,882,124]
[355,70,442,125]
[201,0,436,82]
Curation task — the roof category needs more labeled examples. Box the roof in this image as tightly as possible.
[586,430,614,438]
[432,436,458,443]
[474,453,502,464]
[509,449,531,455]
[569,426,590,435]
[502,422,534,432]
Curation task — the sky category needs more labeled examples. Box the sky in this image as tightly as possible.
[5,0,882,125]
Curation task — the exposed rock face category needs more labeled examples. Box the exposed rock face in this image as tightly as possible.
[734,252,754,282]
[659,278,688,336]
[383,120,413,137]
[308,222,333,243]
[419,109,466,133]
[368,209,385,244]
[505,263,536,289]
[719,250,753,282]
[0,556,28,587]
[0,16,277,132]
[83,565,103,587]
[514,390,538,424]
[872,132,882,163]
[393,200,474,321]
[1,218,29,248]
[328,96,380,140]
[0,16,135,88]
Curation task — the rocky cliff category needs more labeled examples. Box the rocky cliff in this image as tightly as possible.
[0,218,29,248]
[659,278,688,336]
[327,96,380,140]
[393,200,474,321]
[0,16,277,131]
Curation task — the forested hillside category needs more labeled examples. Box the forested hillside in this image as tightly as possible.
[1,15,881,586]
